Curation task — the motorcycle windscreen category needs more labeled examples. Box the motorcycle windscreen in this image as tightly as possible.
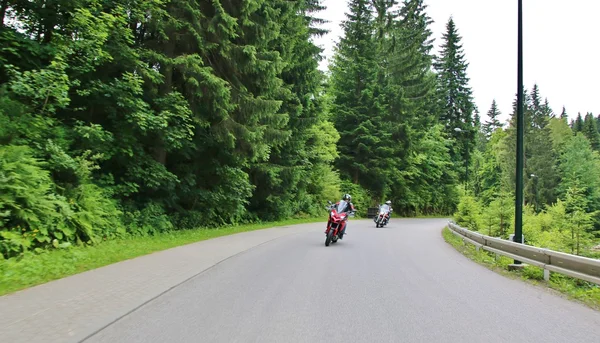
[336,200,348,213]
[380,204,390,213]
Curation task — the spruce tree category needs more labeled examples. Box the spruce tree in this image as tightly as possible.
[329,0,384,193]
[528,85,552,129]
[574,113,584,132]
[388,0,456,213]
[248,0,334,219]
[530,84,544,128]
[434,17,475,183]
[501,86,559,209]
[484,99,502,138]
[583,113,600,151]
[560,106,568,120]
[473,107,487,152]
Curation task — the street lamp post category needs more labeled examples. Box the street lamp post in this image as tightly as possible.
[513,0,525,265]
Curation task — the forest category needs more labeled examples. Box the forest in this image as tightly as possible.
[0,0,598,259]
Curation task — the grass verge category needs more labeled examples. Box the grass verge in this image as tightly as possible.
[442,227,600,311]
[0,217,325,296]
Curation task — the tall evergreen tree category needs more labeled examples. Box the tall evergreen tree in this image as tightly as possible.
[530,84,546,128]
[388,0,457,213]
[574,113,584,132]
[560,106,568,120]
[501,87,559,211]
[247,0,335,220]
[484,99,502,138]
[329,0,385,194]
[434,17,475,183]
[583,112,600,151]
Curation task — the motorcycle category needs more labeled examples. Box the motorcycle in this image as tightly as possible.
[374,204,391,228]
[324,200,355,247]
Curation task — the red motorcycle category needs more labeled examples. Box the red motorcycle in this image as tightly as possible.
[324,200,355,246]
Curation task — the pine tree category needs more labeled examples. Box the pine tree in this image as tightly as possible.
[501,86,560,209]
[525,126,560,211]
[248,0,335,219]
[530,84,543,128]
[542,98,554,118]
[435,17,476,183]
[473,107,487,152]
[524,92,559,210]
[483,99,502,138]
[560,106,568,120]
[474,108,481,128]
[560,133,600,214]
[574,113,584,132]
[390,0,437,131]
[583,113,600,151]
[388,0,457,213]
[329,0,384,193]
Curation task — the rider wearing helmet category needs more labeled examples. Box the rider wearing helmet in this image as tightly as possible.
[339,194,356,213]
[385,200,392,210]
[384,200,393,224]
[375,200,393,224]
[335,194,355,239]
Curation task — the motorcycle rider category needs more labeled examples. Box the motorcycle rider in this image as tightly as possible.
[333,194,355,239]
[374,200,393,224]
[338,194,356,213]
[383,200,392,224]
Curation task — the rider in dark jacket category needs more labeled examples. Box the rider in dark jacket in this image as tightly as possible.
[337,194,356,213]
[336,194,355,238]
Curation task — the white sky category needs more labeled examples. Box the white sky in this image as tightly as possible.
[314,0,600,123]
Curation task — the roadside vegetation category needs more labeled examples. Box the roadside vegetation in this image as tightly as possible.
[0,217,325,296]
[2,0,598,298]
[443,227,600,310]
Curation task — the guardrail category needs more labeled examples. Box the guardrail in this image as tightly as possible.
[447,221,600,285]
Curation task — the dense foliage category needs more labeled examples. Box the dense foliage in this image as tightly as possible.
[456,87,600,257]
[0,0,342,257]
[329,0,463,216]
[2,0,597,260]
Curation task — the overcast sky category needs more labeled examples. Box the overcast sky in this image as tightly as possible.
[313,0,599,123]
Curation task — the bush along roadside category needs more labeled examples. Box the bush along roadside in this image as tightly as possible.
[0,217,325,297]
[442,227,600,310]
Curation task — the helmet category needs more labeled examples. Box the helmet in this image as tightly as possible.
[343,194,352,202]
[385,200,392,205]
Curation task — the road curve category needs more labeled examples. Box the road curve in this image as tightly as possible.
[86,218,600,343]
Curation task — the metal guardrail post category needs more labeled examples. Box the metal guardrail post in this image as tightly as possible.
[447,221,600,285]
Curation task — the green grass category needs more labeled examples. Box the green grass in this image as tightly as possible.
[442,227,600,310]
[0,217,325,296]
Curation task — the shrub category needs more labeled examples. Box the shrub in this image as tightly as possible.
[0,145,125,258]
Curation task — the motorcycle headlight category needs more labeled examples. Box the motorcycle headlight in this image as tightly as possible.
[331,211,335,217]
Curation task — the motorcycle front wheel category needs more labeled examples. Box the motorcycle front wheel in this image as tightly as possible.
[325,230,333,246]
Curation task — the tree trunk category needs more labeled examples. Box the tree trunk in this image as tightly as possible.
[153,21,176,166]
[0,0,7,27]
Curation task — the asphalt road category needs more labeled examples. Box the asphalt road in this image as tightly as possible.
[86,218,600,343]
